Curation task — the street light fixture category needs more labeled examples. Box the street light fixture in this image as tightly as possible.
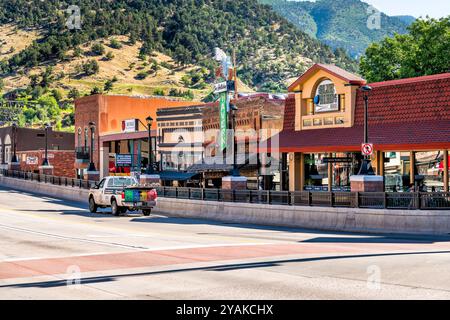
[87,122,96,172]
[357,85,375,175]
[146,116,154,174]
[42,123,52,166]
[230,104,240,177]
[11,122,18,163]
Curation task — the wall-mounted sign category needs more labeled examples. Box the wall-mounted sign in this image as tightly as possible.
[323,157,353,164]
[26,156,39,165]
[314,80,339,113]
[116,154,133,167]
[122,119,139,133]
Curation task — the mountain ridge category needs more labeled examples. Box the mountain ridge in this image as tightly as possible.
[260,0,414,57]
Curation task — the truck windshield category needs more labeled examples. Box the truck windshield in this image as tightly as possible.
[110,178,136,187]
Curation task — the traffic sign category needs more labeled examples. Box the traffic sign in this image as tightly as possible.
[361,143,374,156]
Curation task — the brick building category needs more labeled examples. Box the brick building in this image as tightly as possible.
[191,93,286,189]
[0,126,75,177]
[74,94,196,179]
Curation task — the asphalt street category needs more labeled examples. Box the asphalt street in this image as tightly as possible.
[1,186,450,299]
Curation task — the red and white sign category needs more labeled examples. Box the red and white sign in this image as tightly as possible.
[361,143,374,156]
[122,119,139,133]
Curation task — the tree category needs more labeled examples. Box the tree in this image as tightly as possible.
[104,79,114,92]
[73,46,83,58]
[68,88,81,100]
[151,62,160,76]
[91,42,105,56]
[109,38,122,49]
[104,51,114,61]
[90,87,101,95]
[82,60,99,75]
[360,17,450,82]
[51,89,63,101]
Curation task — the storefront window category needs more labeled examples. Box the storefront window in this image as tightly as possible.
[384,151,410,192]
[415,151,445,192]
[304,152,362,191]
[304,153,329,191]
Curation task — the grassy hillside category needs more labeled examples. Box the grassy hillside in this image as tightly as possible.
[0,0,358,130]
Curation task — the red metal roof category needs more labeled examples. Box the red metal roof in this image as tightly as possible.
[279,73,450,152]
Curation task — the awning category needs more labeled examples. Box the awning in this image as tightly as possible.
[159,171,200,181]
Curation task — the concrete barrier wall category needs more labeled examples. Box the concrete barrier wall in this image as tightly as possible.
[153,198,450,236]
[0,176,89,203]
[1,176,449,235]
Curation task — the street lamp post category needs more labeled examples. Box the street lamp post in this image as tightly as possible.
[146,116,154,174]
[230,104,240,177]
[87,122,96,172]
[357,85,375,175]
[42,124,51,166]
[11,123,18,163]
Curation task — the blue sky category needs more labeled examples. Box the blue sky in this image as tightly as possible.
[296,0,449,18]
[364,0,449,18]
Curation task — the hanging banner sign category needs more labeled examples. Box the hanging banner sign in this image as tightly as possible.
[219,92,228,152]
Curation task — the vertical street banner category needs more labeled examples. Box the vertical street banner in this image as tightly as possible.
[219,92,228,151]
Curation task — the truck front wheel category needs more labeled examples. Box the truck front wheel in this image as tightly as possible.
[142,209,151,216]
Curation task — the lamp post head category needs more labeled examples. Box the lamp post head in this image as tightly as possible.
[146,116,153,128]
[361,85,373,93]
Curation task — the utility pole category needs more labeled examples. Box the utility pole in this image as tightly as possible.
[233,49,238,100]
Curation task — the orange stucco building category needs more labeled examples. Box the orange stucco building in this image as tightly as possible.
[74,95,196,179]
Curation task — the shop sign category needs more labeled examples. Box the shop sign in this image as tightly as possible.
[322,157,353,164]
[26,156,39,165]
[122,119,139,133]
[116,154,132,167]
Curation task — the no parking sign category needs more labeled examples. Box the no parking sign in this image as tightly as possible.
[361,143,374,156]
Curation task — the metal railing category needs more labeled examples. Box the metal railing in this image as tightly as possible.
[1,169,97,190]
[1,169,449,210]
[155,186,450,210]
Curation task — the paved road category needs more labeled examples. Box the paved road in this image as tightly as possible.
[1,187,450,300]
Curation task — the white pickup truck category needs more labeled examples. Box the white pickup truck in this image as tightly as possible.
[88,176,157,216]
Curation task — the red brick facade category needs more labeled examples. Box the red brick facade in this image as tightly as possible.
[17,150,75,178]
